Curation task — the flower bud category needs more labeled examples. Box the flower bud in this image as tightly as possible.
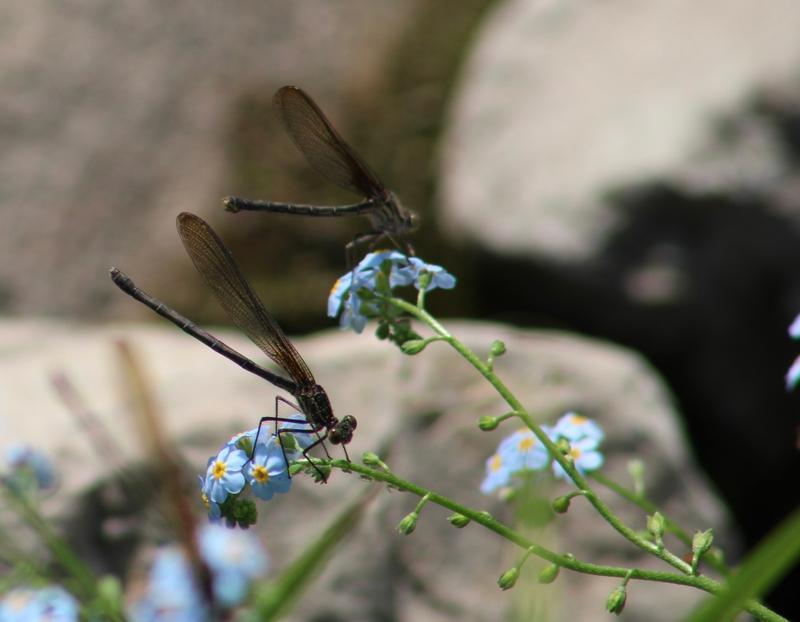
[627,459,645,497]
[478,416,499,431]
[691,529,714,573]
[277,432,300,453]
[447,513,470,528]
[538,564,559,584]
[647,512,665,540]
[556,438,571,455]
[232,498,258,527]
[96,575,123,608]
[606,585,627,615]
[375,322,390,340]
[397,511,419,535]
[235,435,254,455]
[552,495,571,514]
[362,451,389,470]
[497,567,519,591]
[490,340,507,357]
[692,528,713,556]
[401,339,427,355]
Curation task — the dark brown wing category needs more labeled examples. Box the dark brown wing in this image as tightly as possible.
[275,85,386,200]
[176,212,315,387]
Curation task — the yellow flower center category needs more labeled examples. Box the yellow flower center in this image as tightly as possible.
[212,461,227,480]
[6,591,33,611]
[490,454,503,472]
[569,447,583,460]
[517,436,536,452]
[252,465,270,484]
[569,414,588,425]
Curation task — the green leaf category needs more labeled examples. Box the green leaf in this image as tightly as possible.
[249,487,377,621]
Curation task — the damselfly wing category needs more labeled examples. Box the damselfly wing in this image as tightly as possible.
[224,86,418,261]
[110,212,355,481]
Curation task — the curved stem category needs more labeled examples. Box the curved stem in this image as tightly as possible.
[589,472,729,576]
[316,459,783,621]
[389,298,687,566]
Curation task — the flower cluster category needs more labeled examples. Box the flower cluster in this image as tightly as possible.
[328,251,456,334]
[129,524,268,620]
[198,414,314,526]
[786,313,800,390]
[481,412,605,494]
[0,586,78,622]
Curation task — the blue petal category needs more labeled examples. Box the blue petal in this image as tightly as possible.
[789,313,800,339]
[787,355,800,390]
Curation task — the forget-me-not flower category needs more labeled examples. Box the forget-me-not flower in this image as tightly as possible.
[551,412,604,443]
[0,586,79,622]
[198,524,268,607]
[3,445,56,493]
[128,547,209,622]
[246,438,292,501]
[327,250,456,332]
[202,445,247,504]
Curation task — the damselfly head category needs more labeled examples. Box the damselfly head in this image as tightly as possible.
[328,415,357,445]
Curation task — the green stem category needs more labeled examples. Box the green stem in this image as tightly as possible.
[1,485,97,599]
[590,472,729,576]
[414,493,432,514]
[389,298,689,569]
[320,459,782,622]
[382,297,785,621]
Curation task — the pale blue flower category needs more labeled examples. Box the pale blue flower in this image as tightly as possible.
[327,250,457,333]
[202,445,247,504]
[786,355,800,390]
[551,412,604,443]
[128,548,209,622]
[789,313,800,339]
[480,452,513,494]
[198,524,268,607]
[390,257,456,291]
[497,428,550,472]
[246,439,291,501]
[0,586,79,622]
[3,445,55,492]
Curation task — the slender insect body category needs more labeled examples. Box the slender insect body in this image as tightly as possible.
[110,212,355,482]
[295,384,335,431]
[224,86,419,259]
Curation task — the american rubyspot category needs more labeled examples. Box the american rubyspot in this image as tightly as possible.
[223,85,418,262]
[110,212,355,481]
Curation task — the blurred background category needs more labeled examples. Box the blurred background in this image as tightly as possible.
[2,0,800,617]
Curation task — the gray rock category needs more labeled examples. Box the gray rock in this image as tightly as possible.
[0,1,417,317]
[0,318,736,620]
[440,0,800,261]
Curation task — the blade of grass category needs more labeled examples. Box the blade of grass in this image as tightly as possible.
[250,485,378,621]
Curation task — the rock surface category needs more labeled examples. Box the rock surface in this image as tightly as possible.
[0,318,735,621]
[0,1,418,317]
[440,0,800,260]
[438,3,800,614]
